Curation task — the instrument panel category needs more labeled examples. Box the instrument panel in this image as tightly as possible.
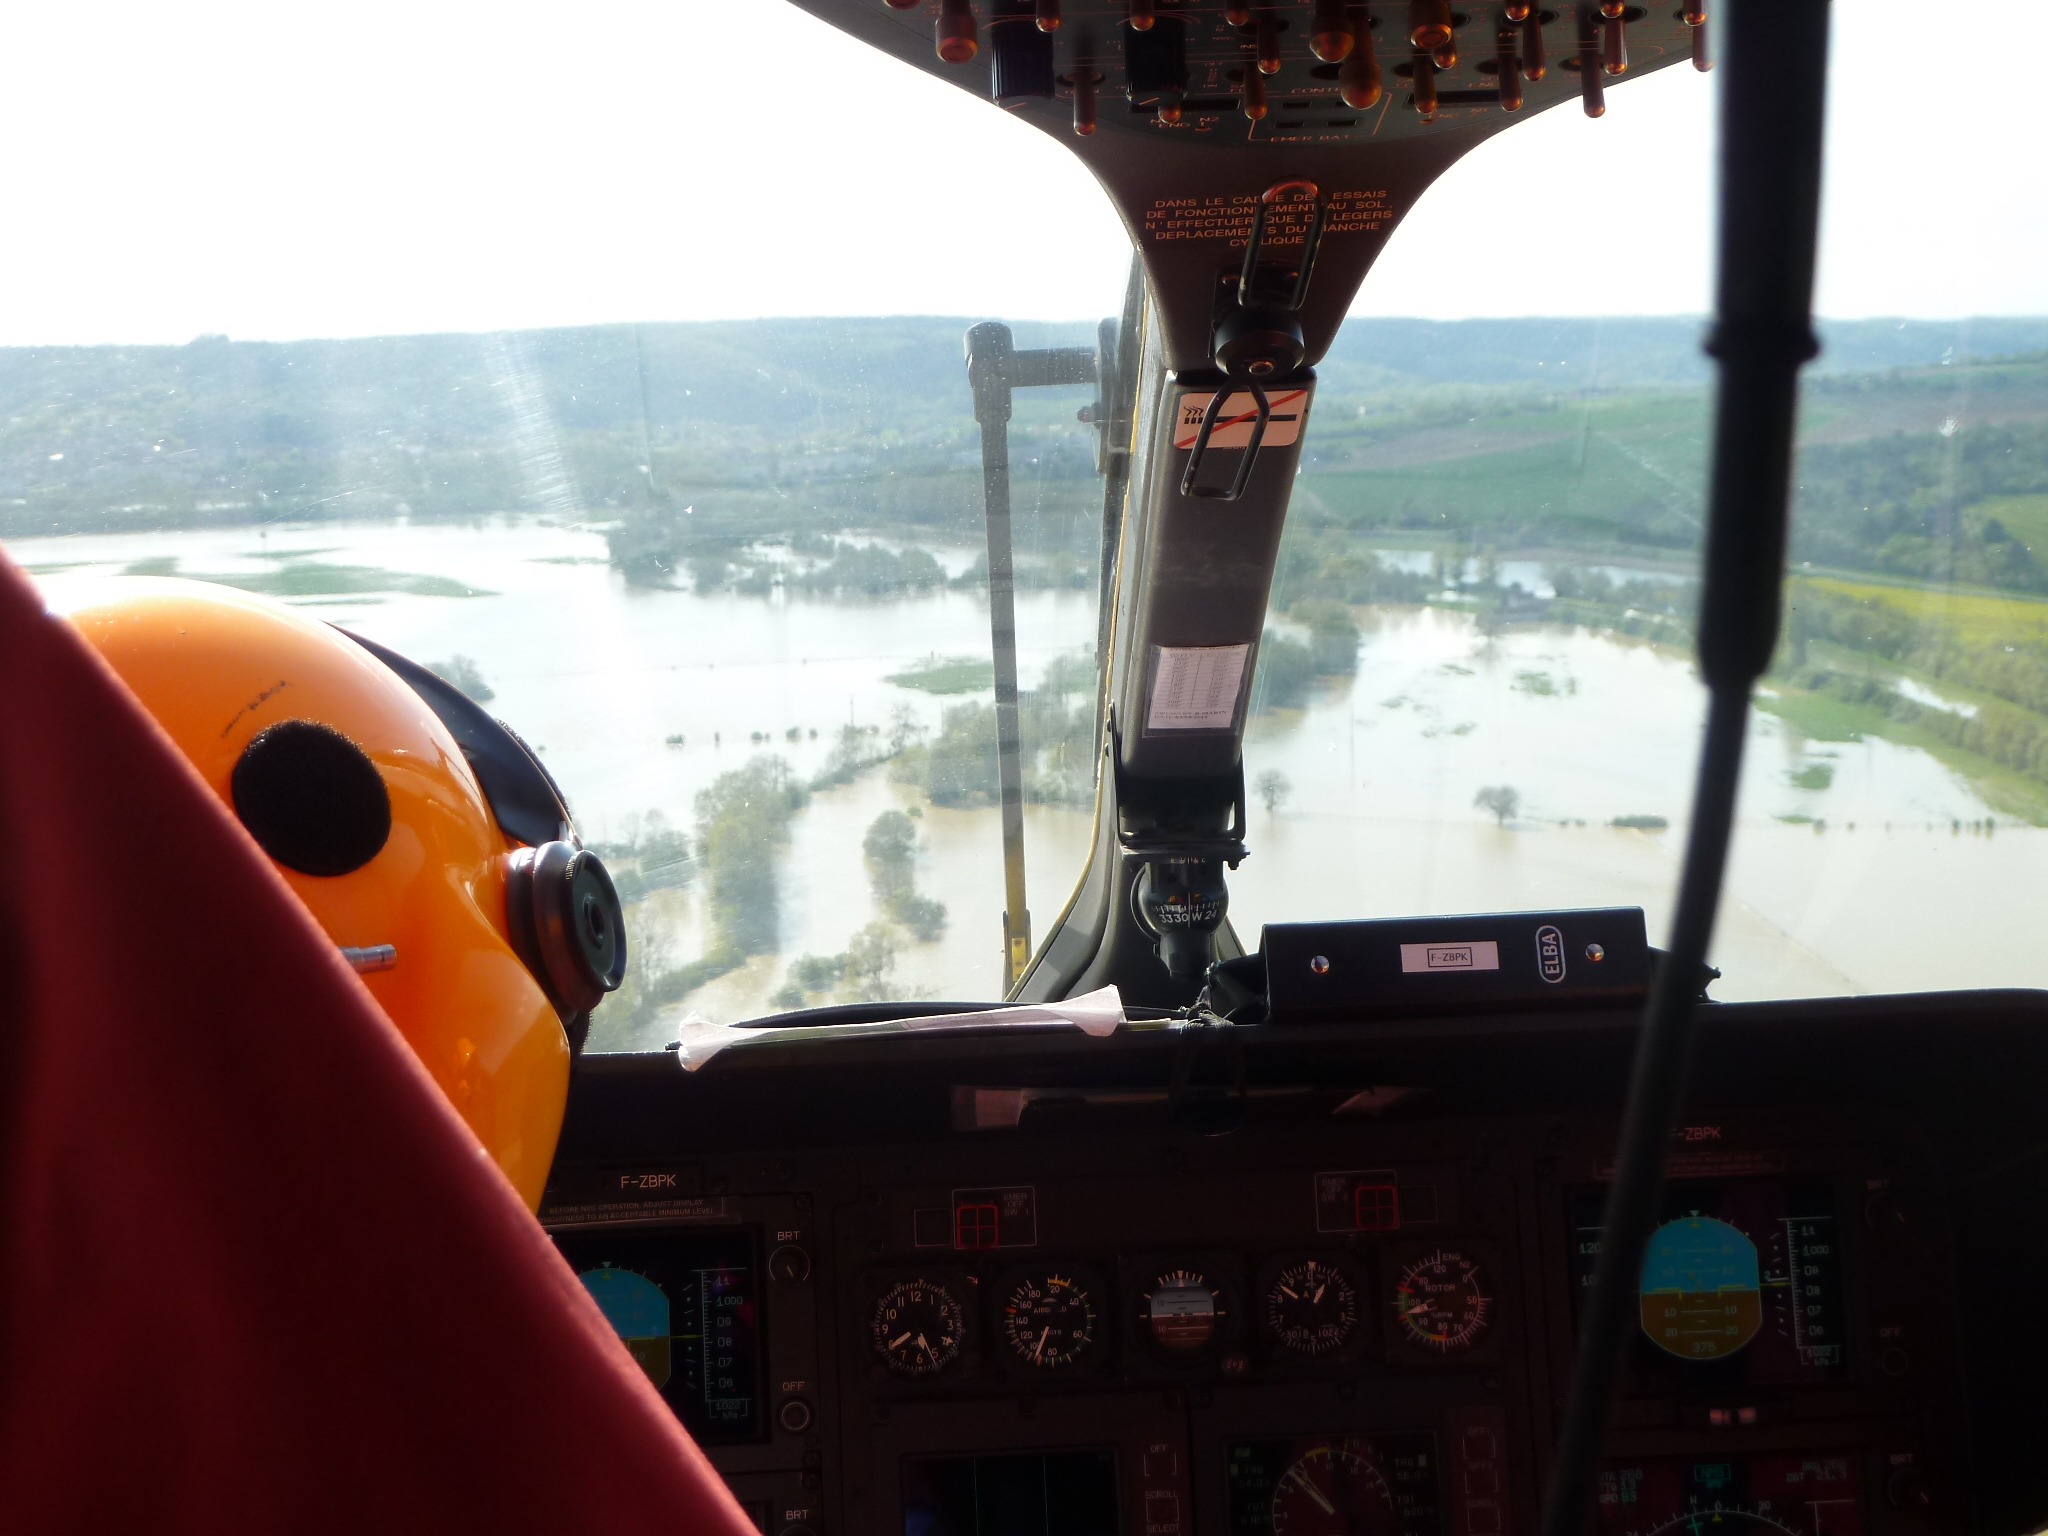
[540,992,2048,1536]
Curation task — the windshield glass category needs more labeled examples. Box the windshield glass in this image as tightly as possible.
[7,0,1130,1046]
[9,0,2043,1031]
[1232,0,2048,1000]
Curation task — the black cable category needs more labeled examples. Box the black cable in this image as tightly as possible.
[1538,3,1832,1531]
[1538,685,1747,1534]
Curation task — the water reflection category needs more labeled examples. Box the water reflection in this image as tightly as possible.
[18,514,2039,1036]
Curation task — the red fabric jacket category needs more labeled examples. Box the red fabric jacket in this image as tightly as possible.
[0,550,757,1534]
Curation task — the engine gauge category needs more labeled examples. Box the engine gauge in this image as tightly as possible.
[1138,1266,1230,1354]
[1392,1249,1493,1354]
[1262,1258,1360,1358]
[870,1277,967,1377]
[1268,1439,1401,1536]
[999,1268,1104,1371]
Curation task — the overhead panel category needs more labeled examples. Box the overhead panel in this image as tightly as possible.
[788,0,1703,370]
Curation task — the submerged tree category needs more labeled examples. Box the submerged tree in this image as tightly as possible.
[427,654,494,702]
[1255,769,1293,815]
[1474,785,1521,827]
[695,756,808,957]
[863,809,946,941]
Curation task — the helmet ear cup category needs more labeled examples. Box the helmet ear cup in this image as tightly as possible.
[230,718,392,877]
[505,842,628,1034]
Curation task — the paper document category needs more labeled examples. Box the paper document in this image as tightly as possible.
[1147,644,1249,731]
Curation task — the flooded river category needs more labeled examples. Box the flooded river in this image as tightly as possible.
[18,515,2041,1043]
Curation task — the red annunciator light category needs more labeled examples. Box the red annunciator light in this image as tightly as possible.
[955,1202,1000,1248]
[1354,1182,1401,1231]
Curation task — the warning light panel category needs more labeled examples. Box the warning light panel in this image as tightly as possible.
[913,1186,1040,1250]
[1316,1169,1401,1234]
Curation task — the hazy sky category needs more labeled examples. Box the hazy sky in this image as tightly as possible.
[0,0,2038,345]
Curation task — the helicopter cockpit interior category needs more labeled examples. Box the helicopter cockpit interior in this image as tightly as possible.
[8,0,2048,1533]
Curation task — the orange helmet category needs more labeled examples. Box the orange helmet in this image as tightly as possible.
[60,578,625,1211]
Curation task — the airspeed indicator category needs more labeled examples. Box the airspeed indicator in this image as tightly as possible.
[1000,1269,1103,1371]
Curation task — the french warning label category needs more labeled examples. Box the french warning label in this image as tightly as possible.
[1142,189,1396,245]
[1173,389,1308,450]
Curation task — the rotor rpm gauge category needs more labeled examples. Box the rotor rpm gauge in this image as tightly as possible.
[1139,1266,1230,1354]
[1263,1258,1360,1358]
[870,1278,967,1377]
[1268,1440,1401,1536]
[1392,1249,1493,1354]
[1000,1269,1104,1371]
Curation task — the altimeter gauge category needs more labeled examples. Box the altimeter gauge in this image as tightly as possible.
[1264,1258,1361,1358]
[1392,1249,1493,1354]
[870,1277,967,1377]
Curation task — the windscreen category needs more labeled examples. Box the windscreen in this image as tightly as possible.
[4,0,1130,1044]
[1230,0,2048,1001]
[9,0,2041,1030]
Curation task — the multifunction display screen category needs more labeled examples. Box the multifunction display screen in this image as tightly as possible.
[1597,1453,1863,1536]
[902,1450,1119,1536]
[1571,1180,1846,1386]
[552,1226,762,1444]
[1225,1435,1441,1536]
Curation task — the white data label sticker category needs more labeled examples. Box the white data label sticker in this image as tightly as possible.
[1399,941,1501,974]
[1147,644,1250,731]
[1173,389,1309,450]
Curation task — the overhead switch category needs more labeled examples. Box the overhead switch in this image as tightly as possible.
[1240,66,1269,118]
[1068,68,1100,134]
[1408,0,1453,51]
[1411,50,1438,116]
[1603,12,1627,73]
[1256,10,1282,74]
[1311,0,1353,62]
[1496,34,1524,110]
[937,0,978,63]
[1521,8,1546,78]
[1339,10,1382,106]
[1575,15,1605,114]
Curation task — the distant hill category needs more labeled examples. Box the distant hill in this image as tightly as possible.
[6,315,2048,582]
[1318,316,2048,392]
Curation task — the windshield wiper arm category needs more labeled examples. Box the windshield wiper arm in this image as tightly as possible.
[965,322,1099,993]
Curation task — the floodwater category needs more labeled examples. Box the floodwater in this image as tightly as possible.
[17,515,2043,1045]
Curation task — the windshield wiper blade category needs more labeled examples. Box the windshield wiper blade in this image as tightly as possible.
[965,322,1099,993]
